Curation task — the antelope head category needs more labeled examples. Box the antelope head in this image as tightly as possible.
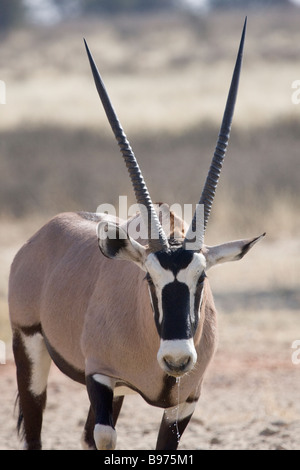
[85,18,265,378]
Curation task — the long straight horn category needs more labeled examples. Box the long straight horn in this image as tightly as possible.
[184,18,247,250]
[84,39,169,253]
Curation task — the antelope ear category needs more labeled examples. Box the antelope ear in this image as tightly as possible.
[97,221,147,269]
[203,233,265,270]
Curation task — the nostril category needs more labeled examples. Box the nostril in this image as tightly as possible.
[157,339,197,376]
[163,355,191,372]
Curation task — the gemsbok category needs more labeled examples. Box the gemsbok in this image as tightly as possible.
[9,18,265,450]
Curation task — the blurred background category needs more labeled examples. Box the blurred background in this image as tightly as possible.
[0,0,299,340]
[0,0,300,450]
[0,0,299,359]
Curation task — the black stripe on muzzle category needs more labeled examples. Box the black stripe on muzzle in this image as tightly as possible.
[161,281,191,341]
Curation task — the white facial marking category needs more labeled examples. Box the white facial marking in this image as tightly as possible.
[145,253,175,324]
[20,332,51,396]
[145,252,206,327]
[145,253,175,285]
[177,252,206,321]
[176,252,206,284]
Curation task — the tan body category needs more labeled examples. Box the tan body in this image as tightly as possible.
[9,211,217,408]
[9,20,264,450]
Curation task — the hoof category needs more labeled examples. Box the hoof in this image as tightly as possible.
[94,424,117,450]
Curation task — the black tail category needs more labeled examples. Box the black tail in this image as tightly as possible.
[14,393,25,439]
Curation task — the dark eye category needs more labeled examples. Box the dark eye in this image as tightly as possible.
[145,273,154,286]
[196,272,206,286]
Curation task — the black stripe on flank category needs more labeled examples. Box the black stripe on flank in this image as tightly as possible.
[18,325,85,384]
[19,324,42,336]
[42,333,86,385]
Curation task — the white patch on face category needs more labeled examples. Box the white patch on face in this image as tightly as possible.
[20,332,51,396]
[177,252,206,322]
[157,338,197,375]
[145,253,175,324]
[145,252,206,326]
[145,253,175,285]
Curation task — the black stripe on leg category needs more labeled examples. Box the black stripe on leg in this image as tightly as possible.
[86,375,114,428]
[13,330,46,450]
[156,414,193,450]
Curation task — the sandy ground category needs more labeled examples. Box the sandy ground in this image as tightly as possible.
[1,338,299,451]
[1,238,299,450]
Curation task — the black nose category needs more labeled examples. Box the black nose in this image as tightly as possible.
[163,356,191,375]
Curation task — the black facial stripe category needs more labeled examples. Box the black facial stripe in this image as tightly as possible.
[156,249,194,275]
[161,281,191,340]
[193,279,204,330]
[197,272,207,285]
[147,276,161,330]
[146,259,206,339]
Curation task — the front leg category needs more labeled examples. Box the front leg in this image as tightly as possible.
[86,374,117,450]
[156,399,198,450]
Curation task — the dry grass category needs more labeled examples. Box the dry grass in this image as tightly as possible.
[1,9,300,132]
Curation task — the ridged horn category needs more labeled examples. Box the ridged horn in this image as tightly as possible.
[184,18,247,250]
[84,39,169,253]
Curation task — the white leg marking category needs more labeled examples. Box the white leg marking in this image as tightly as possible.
[91,374,118,450]
[94,424,117,450]
[92,373,116,390]
[20,332,51,396]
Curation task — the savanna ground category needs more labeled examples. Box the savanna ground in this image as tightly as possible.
[0,7,300,450]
